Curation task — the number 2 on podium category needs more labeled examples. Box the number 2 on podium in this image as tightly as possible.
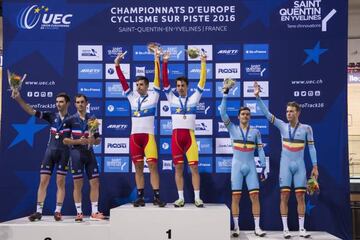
[166,229,172,239]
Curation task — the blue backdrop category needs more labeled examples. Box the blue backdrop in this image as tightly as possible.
[1,0,351,239]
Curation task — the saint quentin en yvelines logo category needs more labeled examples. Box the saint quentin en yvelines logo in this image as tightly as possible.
[17,5,73,30]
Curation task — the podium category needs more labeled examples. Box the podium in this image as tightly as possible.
[0,204,341,240]
[110,203,230,240]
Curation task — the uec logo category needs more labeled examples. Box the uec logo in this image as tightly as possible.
[18,5,73,30]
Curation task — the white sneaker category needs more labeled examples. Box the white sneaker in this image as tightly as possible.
[194,198,204,208]
[173,198,185,207]
[254,228,266,237]
[231,228,240,238]
[283,229,291,239]
[299,229,311,238]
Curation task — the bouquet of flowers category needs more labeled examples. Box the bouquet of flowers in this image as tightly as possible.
[87,117,100,149]
[7,70,27,97]
[306,176,320,195]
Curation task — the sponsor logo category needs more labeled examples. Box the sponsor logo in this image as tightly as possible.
[216,157,232,173]
[243,100,269,116]
[86,100,103,117]
[215,81,240,98]
[217,122,228,133]
[93,143,102,154]
[104,138,129,154]
[78,45,103,61]
[162,160,173,171]
[18,5,73,30]
[168,64,186,79]
[243,81,269,97]
[160,138,171,154]
[105,100,130,116]
[279,1,336,32]
[243,62,268,79]
[250,119,269,135]
[189,82,212,98]
[106,63,130,79]
[132,63,155,79]
[188,63,213,79]
[78,64,102,79]
[133,45,153,61]
[104,118,130,136]
[196,138,213,154]
[104,45,129,61]
[162,45,185,61]
[160,119,173,135]
[196,100,213,116]
[195,119,213,135]
[188,157,212,173]
[215,63,241,79]
[216,100,241,117]
[215,138,233,154]
[215,44,242,60]
[187,45,213,61]
[104,157,129,173]
[105,82,127,98]
[78,82,102,98]
[26,91,53,98]
[160,101,171,117]
[243,44,269,60]
[132,161,150,173]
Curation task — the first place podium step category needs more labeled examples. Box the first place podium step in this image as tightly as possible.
[110,203,230,240]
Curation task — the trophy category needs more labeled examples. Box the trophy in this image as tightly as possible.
[187,48,207,59]
[223,78,236,89]
[147,42,161,53]
[7,70,27,98]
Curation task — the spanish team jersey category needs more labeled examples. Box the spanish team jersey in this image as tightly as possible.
[162,60,207,130]
[126,90,159,134]
[116,59,160,135]
[163,89,203,130]
[63,112,100,150]
[35,111,70,150]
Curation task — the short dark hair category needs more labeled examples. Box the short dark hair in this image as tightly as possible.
[56,92,70,103]
[74,94,88,102]
[238,106,251,116]
[175,76,189,86]
[287,101,301,112]
[136,76,149,86]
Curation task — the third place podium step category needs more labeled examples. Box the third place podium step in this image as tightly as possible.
[110,203,230,240]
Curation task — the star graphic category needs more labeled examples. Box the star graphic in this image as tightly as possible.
[303,41,328,65]
[9,116,48,148]
[176,108,181,113]
[305,200,315,216]
[45,7,49,12]
[34,7,40,13]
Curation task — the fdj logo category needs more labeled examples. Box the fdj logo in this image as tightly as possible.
[18,5,73,30]
[107,143,127,148]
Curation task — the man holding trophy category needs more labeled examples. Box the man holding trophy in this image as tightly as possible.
[162,48,206,207]
[254,82,319,238]
[10,70,71,221]
[114,44,166,208]
[220,79,267,237]
[63,94,104,222]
